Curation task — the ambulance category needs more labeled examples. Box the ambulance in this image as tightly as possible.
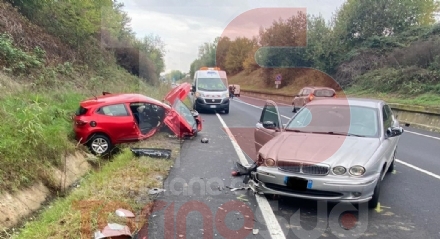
[191,67,230,114]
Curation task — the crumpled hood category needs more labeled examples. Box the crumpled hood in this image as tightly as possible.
[259,132,381,167]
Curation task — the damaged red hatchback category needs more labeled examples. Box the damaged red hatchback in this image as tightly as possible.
[73,83,202,155]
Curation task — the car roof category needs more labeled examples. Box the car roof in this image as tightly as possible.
[302,86,335,90]
[80,93,164,108]
[306,97,384,108]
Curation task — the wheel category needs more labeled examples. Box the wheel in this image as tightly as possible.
[368,172,383,209]
[224,108,229,114]
[87,134,112,156]
[387,150,396,173]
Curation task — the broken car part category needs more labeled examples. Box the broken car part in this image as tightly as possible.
[130,148,171,159]
[201,137,209,143]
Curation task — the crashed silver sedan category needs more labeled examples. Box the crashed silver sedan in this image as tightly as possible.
[246,98,403,209]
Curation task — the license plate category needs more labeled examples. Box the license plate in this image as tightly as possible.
[284,176,312,191]
[210,105,216,108]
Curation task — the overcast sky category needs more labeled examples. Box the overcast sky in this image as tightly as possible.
[120,0,346,74]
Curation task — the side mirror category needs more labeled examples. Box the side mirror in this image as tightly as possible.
[386,126,404,137]
[263,121,277,129]
[191,85,196,92]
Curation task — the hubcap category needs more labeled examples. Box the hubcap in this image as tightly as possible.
[91,137,108,154]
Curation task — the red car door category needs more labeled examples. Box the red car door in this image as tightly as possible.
[95,103,140,143]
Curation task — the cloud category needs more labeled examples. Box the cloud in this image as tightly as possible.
[121,0,346,73]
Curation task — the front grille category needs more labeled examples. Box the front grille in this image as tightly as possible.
[205,99,222,104]
[278,161,329,175]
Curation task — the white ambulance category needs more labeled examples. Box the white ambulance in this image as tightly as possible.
[191,67,230,114]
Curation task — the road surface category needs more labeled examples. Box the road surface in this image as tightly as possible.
[147,95,440,239]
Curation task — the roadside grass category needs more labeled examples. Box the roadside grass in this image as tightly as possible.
[0,66,171,194]
[344,88,440,107]
[229,69,440,107]
[10,132,180,239]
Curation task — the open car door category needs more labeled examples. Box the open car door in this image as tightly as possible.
[254,100,283,153]
[163,83,200,138]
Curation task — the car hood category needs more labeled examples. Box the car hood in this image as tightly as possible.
[259,132,381,167]
[163,82,201,138]
[164,82,191,105]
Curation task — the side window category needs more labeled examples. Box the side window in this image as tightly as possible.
[382,105,392,134]
[297,89,303,96]
[260,104,280,128]
[302,89,310,96]
[97,104,129,116]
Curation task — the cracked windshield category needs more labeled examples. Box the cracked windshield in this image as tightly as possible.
[1,0,440,239]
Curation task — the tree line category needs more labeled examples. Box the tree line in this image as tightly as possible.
[190,0,440,91]
[6,0,166,85]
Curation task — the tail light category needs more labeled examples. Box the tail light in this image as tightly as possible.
[333,94,337,98]
[75,120,88,126]
[308,93,314,101]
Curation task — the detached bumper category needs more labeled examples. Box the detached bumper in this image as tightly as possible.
[250,167,379,203]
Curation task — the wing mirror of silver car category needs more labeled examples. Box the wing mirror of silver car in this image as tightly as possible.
[263,121,277,129]
[387,126,404,137]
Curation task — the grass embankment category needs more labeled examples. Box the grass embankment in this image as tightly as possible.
[229,68,440,107]
[0,65,170,194]
[7,133,180,239]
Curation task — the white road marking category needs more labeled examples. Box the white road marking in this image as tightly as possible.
[396,159,440,180]
[403,130,440,140]
[234,99,291,120]
[216,113,286,239]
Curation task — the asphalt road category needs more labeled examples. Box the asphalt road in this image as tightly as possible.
[146,95,440,239]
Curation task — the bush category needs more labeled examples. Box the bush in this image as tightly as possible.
[353,66,440,94]
[0,33,45,74]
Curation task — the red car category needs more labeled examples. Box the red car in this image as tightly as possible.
[73,83,202,155]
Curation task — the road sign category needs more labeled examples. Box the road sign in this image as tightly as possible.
[275,74,282,81]
[275,81,281,85]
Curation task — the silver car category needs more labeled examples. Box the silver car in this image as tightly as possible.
[248,98,403,209]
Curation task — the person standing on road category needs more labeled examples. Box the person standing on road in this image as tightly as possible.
[229,85,235,99]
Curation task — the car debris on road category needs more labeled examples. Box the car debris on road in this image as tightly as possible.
[130,148,172,159]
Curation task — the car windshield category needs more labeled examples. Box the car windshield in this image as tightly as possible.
[173,98,197,129]
[285,105,379,138]
[197,78,227,91]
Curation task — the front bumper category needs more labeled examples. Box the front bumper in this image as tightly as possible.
[249,166,379,203]
[195,97,229,111]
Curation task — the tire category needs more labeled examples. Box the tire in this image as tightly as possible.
[368,173,382,209]
[224,108,229,114]
[387,150,396,173]
[87,134,112,156]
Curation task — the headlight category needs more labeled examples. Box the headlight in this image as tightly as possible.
[349,166,366,176]
[264,158,276,167]
[332,166,346,175]
[223,93,228,98]
[195,92,200,97]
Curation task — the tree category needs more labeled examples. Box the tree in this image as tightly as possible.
[225,37,255,74]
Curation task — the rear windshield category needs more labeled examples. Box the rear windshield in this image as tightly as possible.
[314,89,335,97]
[75,106,88,116]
